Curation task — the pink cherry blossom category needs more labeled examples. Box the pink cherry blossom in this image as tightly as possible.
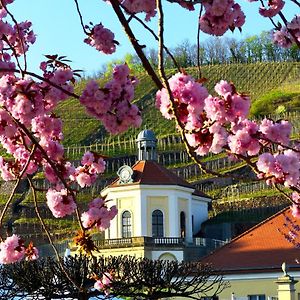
[259,0,285,17]
[84,23,117,54]
[229,130,260,156]
[94,272,113,295]
[204,81,250,124]
[80,64,141,134]
[199,0,245,36]
[257,150,300,187]
[272,27,293,48]
[120,0,156,21]
[156,72,208,129]
[291,192,300,218]
[81,197,117,231]
[72,152,106,188]
[46,188,77,218]
[44,161,76,184]
[0,234,25,264]
[259,118,291,145]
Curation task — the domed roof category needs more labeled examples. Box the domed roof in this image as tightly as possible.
[136,129,157,142]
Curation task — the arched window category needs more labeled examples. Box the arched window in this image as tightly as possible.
[122,210,132,238]
[152,210,164,237]
[180,211,186,238]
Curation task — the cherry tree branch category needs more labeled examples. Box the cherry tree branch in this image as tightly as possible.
[125,11,180,71]
[156,0,229,178]
[0,68,79,98]
[109,0,163,89]
[278,11,300,48]
[2,35,24,75]
[0,0,28,73]
[73,0,89,35]
[3,109,85,232]
[197,4,203,78]
[166,0,202,4]
[0,145,37,241]
[290,0,300,7]
[274,183,294,203]
[27,176,82,292]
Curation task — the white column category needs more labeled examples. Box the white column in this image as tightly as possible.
[168,192,179,237]
[106,196,118,239]
[186,195,193,243]
[139,189,148,236]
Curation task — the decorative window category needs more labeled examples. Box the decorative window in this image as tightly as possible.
[180,211,186,238]
[152,209,164,237]
[122,210,132,238]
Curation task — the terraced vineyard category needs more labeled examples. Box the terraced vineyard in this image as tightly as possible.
[57,61,300,147]
[1,62,299,243]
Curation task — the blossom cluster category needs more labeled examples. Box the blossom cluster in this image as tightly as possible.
[46,188,77,218]
[0,68,74,182]
[94,272,113,295]
[0,235,38,264]
[257,150,300,187]
[119,0,156,21]
[81,197,118,231]
[272,15,300,48]
[258,0,285,17]
[199,0,245,36]
[84,23,117,54]
[0,0,131,264]
[156,72,299,194]
[71,151,106,188]
[80,64,142,134]
[0,9,35,58]
[291,192,300,218]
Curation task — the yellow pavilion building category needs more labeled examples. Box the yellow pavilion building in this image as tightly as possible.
[96,130,217,261]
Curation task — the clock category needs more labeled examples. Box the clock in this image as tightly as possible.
[117,165,133,184]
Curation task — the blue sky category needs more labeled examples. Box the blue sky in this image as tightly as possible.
[10,0,298,76]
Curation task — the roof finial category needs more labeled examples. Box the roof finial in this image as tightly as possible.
[282,262,288,276]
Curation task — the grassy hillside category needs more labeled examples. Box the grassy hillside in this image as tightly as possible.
[250,81,300,116]
[57,62,300,147]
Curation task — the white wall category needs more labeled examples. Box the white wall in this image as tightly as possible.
[191,199,209,235]
[104,187,141,239]
[103,184,210,240]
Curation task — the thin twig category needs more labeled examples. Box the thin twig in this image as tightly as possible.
[121,7,180,71]
[278,11,300,48]
[274,183,293,203]
[0,145,36,241]
[0,68,79,99]
[3,109,84,232]
[156,0,223,178]
[197,4,203,78]
[109,0,163,89]
[27,176,82,292]
[166,0,202,4]
[290,0,300,7]
[73,0,89,35]
[0,0,28,73]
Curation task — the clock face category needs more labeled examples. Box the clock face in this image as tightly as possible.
[120,169,130,180]
[117,165,133,184]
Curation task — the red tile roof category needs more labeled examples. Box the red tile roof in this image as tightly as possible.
[108,160,209,198]
[202,207,300,273]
